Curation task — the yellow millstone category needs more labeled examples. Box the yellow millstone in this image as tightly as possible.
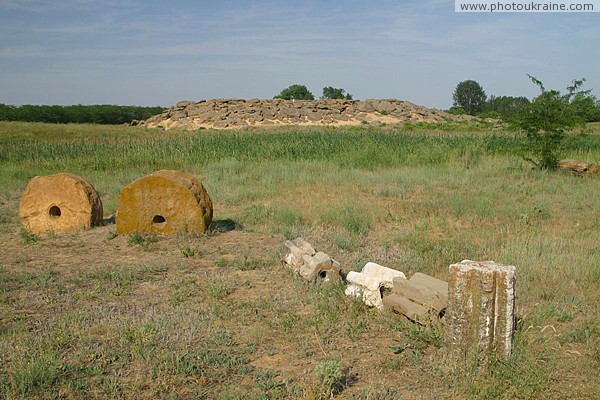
[116,170,213,235]
[19,173,103,235]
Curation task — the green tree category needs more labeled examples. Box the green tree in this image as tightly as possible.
[483,95,530,119]
[510,75,589,170]
[273,84,315,100]
[570,92,599,122]
[0,104,17,120]
[321,86,353,100]
[452,80,487,115]
[0,104,165,124]
[592,99,600,122]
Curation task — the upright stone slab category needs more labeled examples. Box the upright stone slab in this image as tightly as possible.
[446,260,516,368]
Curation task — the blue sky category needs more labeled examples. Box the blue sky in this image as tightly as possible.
[0,0,598,108]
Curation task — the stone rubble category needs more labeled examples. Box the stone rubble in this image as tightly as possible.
[281,237,519,367]
[558,159,599,176]
[345,262,406,310]
[383,272,448,324]
[282,238,342,282]
[134,98,474,130]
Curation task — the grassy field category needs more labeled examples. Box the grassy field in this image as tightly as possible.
[1,121,599,399]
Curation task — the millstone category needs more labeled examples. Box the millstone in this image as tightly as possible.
[19,173,103,234]
[116,170,213,235]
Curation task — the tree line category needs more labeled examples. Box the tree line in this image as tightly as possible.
[0,104,166,125]
[450,79,600,122]
[451,76,599,170]
[274,84,352,100]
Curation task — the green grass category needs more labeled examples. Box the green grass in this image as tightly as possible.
[1,121,600,398]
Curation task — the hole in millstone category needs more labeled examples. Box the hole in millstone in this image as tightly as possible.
[319,271,328,280]
[49,206,61,219]
[152,215,166,224]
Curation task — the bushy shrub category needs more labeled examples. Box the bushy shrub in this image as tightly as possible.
[510,75,590,170]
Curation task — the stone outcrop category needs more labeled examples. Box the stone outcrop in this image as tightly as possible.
[116,170,213,235]
[282,238,342,282]
[134,98,473,130]
[445,260,516,368]
[19,173,103,235]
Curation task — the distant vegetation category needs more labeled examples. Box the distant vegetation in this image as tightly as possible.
[275,85,354,101]
[482,95,531,118]
[321,86,353,100]
[452,80,488,115]
[273,84,315,100]
[449,77,600,122]
[510,75,592,170]
[0,104,166,125]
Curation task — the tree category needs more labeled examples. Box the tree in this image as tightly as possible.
[483,95,530,119]
[510,75,589,170]
[570,92,599,122]
[321,86,353,100]
[452,80,487,115]
[0,104,165,124]
[273,84,315,100]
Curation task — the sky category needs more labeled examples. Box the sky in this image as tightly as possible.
[0,0,598,109]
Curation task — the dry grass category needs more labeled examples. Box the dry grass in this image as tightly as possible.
[0,122,599,399]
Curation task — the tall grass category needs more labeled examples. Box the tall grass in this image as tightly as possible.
[2,124,599,173]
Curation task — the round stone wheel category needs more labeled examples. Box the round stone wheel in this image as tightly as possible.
[19,173,103,234]
[116,170,213,235]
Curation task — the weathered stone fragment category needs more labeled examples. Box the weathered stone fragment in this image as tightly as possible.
[345,271,384,309]
[116,170,213,235]
[345,262,406,309]
[354,101,375,113]
[283,238,342,282]
[362,262,406,289]
[377,100,396,113]
[169,110,187,119]
[283,238,315,270]
[383,294,429,321]
[559,159,598,176]
[392,273,448,313]
[282,238,341,282]
[386,273,448,323]
[300,252,340,281]
[19,173,103,235]
[446,260,516,368]
[409,273,448,298]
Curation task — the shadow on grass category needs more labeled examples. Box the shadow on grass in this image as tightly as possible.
[210,218,243,233]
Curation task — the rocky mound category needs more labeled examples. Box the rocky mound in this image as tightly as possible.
[134,98,472,130]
